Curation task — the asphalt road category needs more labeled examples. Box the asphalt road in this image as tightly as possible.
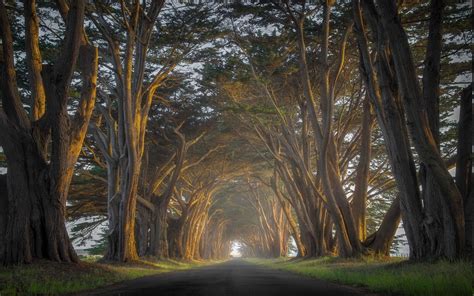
[84,260,374,296]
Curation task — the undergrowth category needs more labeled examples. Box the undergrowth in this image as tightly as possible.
[246,257,473,296]
[0,257,205,295]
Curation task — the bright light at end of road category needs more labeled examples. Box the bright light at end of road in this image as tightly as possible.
[230,241,242,257]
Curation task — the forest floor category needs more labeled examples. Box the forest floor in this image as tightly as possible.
[245,257,473,296]
[0,256,206,295]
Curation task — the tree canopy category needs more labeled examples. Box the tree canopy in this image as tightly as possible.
[0,0,471,265]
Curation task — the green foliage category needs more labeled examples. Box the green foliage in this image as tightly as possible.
[246,258,473,296]
[86,236,108,256]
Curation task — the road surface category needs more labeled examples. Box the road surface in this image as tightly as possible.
[84,260,375,296]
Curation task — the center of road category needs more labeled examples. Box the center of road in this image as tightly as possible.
[82,260,372,296]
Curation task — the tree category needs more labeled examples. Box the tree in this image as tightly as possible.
[88,0,167,261]
[354,0,470,260]
[0,0,98,264]
[206,2,403,257]
[89,1,221,261]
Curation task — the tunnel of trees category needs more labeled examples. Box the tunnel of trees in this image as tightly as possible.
[0,0,472,265]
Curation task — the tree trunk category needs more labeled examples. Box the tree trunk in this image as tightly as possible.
[275,191,305,256]
[364,197,401,256]
[103,161,121,260]
[168,197,191,259]
[417,0,458,260]
[1,135,77,264]
[135,206,151,257]
[0,174,8,258]
[456,86,472,259]
[90,1,165,262]
[377,0,465,259]
[0,0,96,265]
[352,98,373,241]
[354,0,427,259]
[456,86,473,200]
[147,200,169,258]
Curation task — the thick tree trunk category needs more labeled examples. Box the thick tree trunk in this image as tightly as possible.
[377,0,465,259]
[135,207,151,257]
[116,144,140,262]
[417,0,458,260]
[105,205,120,260]
[141,130,186,259]
[456,86,472,259]
[169,201,191,260]
[147,201,169,258]
[354,0,428,259]
[0,0,97,265]
[0,174,8,258]
[90,1,165,262]
[353,0,465,259]
[456,86,472,200]
[1,135,77,264]
[167,216,182,258]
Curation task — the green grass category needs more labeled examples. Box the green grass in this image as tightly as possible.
[0,256,207,295]
[245,257,473,296]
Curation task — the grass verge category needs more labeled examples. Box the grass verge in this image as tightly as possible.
[245,257,473,296]
[0,256,206,295]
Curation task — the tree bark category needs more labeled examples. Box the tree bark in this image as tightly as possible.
[147,199,169,258]
[456,86,472,259]
[0,174,8,259]
[352,98,373,241]
[354,0,426,259]
[0,0,97,264]
[89,0,168,261]
[377,0,465,258]
[0,130,76,264]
